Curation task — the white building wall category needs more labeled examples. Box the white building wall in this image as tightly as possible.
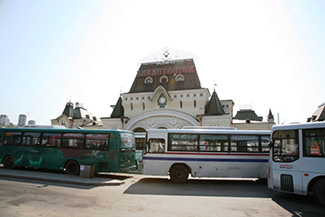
[121,88,210,120]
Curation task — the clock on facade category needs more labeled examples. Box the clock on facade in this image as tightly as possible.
[158,94,167,108]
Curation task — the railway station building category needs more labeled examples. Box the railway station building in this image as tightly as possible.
[101,48,235,131]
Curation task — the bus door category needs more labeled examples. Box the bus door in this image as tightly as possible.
[107,133,122,171]
[84,133,110,172]
[42,132,64,170]
[272,130,302,193]
[21,132,44,168]
[119,133,136,171]
[135,133,146,168]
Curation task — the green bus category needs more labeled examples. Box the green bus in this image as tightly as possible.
[0,127,136,175]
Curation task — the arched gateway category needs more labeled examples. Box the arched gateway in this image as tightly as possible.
[125,109,199,131]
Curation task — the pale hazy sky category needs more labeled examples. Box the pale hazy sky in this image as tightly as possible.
[0,0,324,125]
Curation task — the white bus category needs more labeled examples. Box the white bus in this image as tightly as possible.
[143,128,270,183]
[268,122,325,206]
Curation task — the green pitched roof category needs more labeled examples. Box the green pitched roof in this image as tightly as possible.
[204,91,225,116]
[234,109,263,121]
[110,97,124,118]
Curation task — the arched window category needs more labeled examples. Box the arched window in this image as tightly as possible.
[180,101,183,108]
[130,103,133,111]
[194,100,196,108]
[159,75,169,83]
[175,74,185,82]
[142,102,145,111]
[144,76,153,84]
[133,127,146,132]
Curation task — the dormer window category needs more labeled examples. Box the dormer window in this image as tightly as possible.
[175,74,185,82]
[159,75,169,83]
[144,76,153,84]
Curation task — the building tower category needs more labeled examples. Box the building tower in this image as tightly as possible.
[18,114,27,127]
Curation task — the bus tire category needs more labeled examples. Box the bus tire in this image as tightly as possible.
[65,160,80,175]
[3,155,15,169]
[169,164,189,183]
[314,178,325,206]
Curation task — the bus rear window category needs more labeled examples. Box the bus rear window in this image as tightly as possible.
[121,133,135,148]
[272,130,299,162]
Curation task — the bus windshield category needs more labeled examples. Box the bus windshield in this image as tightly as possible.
[272,130,299,162]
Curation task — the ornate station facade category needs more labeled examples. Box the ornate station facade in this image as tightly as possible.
[101,48,235,131]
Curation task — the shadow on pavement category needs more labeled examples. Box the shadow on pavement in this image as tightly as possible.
[124,177,277,198]
[124,177,325,215]
[96,172,133,180]
[272,193,325,217]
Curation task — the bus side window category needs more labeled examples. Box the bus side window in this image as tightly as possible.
[85,133,110,150]
[199,134,228,152]
[22,132,41,146]
[148,139,165,153]
[62,133,84,148]
[261,136,270,152]
[42,133,62,147]
[303,129,325,157]
[230,135,259,152]
[4,132,22,145]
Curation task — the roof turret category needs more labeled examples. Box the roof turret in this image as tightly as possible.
[204,91,225,115]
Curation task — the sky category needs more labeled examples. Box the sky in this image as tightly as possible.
[0,0,324,125]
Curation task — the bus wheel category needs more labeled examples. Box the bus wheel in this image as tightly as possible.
[170,164,189,183]
[314,178,325,206]
[3,155,14,169]
[65,160,80,175]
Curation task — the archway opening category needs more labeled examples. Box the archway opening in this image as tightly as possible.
[133,127,146,132]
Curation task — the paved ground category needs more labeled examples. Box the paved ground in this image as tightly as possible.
[0,167,325,217]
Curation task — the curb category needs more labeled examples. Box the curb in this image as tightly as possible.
[0,170,125,186]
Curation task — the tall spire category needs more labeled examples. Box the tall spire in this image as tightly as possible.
[267,109,275,123]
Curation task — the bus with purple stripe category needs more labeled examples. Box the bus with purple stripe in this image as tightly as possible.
[143,128,270,182]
